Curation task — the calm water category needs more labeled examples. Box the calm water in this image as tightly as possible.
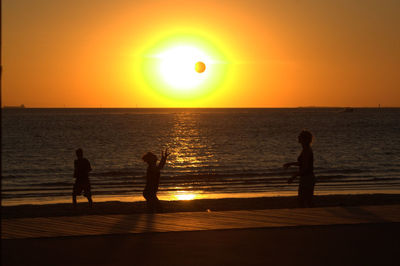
[2,108,400,205]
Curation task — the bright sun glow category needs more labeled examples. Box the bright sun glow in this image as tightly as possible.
[135,32,231,103]
[157,46,210,90]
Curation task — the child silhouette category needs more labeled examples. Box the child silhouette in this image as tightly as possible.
[142,149,170,212]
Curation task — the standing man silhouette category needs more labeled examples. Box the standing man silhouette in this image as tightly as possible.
[73,148,93,208]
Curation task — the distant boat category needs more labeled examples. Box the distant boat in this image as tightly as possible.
[3,104,25,109]
[341,107,354,113]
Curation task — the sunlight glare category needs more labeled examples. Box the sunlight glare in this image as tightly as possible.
[157,46,210,90]
[135,32,231,103]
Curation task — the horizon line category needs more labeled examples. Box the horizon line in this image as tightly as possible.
[2,106,399,109]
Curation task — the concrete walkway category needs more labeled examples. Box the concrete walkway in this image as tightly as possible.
[3,204,400,239]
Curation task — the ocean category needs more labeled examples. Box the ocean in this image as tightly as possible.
[2,108,400,205]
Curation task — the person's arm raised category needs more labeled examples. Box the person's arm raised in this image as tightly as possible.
[158,149,170,169]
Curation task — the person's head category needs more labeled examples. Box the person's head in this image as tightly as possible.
[298,130,313,146]
[142,152,158,165]
[76,148,83,159]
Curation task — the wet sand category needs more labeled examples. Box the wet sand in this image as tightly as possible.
[3,193,400,218]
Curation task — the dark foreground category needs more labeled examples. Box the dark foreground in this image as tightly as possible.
[3,194,400,266]
[3,223,400,266]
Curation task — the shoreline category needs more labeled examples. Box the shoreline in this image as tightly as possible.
[3,193,400,219]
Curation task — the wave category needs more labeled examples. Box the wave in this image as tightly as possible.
[4,170,400,187]
[4,175,400,192]
[4,180,400,200]
[91,171,144,177]
[4,165,398,182]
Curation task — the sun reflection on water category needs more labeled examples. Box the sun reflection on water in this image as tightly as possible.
[163,113,220,199]
[174,193,196,200]
[169,113,216,168]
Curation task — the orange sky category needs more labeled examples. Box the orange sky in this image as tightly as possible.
[3,0,400,107]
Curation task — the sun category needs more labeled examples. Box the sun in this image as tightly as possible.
[137,33,230,102]
[157,46,210,90]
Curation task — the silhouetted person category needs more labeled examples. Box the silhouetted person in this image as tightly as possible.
[142,149,170,213]
[73,148,93,208]
[284,130,315,207]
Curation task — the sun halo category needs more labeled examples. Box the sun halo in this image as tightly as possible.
[157,46,209,90]
[136,33,230,103]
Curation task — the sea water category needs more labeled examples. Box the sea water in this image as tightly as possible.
[2,108,400,205]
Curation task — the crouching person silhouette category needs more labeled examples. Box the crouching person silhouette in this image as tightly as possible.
[72,148,93,208]
[142,149,170,213]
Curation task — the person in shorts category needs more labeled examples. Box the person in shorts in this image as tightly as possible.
[73,148,93,208]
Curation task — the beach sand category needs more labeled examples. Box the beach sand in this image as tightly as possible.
[3,223,399,265]
[3,193,400,218]
[2,194,400,266]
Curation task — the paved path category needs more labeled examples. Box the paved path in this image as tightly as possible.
[3,204,400,239]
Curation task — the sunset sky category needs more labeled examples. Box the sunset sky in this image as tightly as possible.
[3,0,400,107]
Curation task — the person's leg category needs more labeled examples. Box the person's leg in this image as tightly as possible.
[297,183,306,208]
[85,193,93,208]
[72,193,77,207]
[144,192,153,212]
[154,195,163,212]
[87,196,93,208]
[143,190,154,212]
[84,183,93,208]
[305,183,315,208]
[72,183,78,207]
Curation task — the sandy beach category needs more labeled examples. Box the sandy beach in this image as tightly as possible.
[3,193,400,219]
[2,194,400,265]
[3,223,400,266]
